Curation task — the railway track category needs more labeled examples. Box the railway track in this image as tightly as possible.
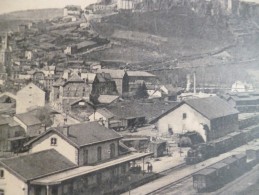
[146,174,192,195]
[158,162,187,176]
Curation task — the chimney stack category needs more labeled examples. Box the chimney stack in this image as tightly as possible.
[186,74,191,92]
[63,125,70,137]
[193,72,196,94]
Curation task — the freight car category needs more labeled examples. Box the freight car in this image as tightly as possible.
[193,154,248,193]
[185,131,245,164]
[186,124,259,165]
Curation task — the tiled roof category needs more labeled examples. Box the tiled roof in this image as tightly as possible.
[185,96,239,120]
[55,122,122,147]
[0,149,76,181]
[15,113,41,126]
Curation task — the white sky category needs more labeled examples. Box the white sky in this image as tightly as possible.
[0,0,98,14]
[1,0,259,14]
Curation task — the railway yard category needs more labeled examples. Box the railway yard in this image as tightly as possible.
[121,138,259,195]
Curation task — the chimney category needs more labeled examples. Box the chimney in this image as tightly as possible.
[193,72,196,94]
[186,74,191,92]
[63,125,70,137]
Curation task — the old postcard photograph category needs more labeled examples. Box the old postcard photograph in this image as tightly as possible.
[0,0,259,194]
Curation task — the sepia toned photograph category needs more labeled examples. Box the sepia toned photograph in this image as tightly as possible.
[0,0,259,194]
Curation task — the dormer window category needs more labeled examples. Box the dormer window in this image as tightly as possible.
[51,138,57,146]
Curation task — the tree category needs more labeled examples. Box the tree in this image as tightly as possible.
[34,107,53,127]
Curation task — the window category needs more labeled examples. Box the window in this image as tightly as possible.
[110,143,115,159]
[51,138,57,146]
[182,113,187,120]
[0,170,4,178]
[83,149,88,165]
[97,146,102,161]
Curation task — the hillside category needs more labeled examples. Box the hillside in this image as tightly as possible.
[0,9,63,33]
[90,8,234,64]
[0,8,63,21]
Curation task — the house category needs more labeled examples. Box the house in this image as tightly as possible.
[90,100,179,130]
[225,92,259,112]
[151,96,239,142]
[91,73,118,96]
[51,74,92,111]
[1,122,153,195]
[97,69,129,95]
[14,112,44,137]
[231,81,254,93]
[0,149,77,195]
[64,5,82,16]
[64,41,98,55]
[117,0,135,10]
[16,83,46,114]
[0,117,25,152]
[127,71,157,92]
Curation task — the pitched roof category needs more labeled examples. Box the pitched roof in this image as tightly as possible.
[53,78,65,87]
[15,113,41,126]
[0,149,76,181]
[98,95,119,104]
[127,71,156,77]
[96,108,116,119]
[18,83,45,95]
[106,100,179,122]
[27,122,122,148]
[184,96,239,120]
[95,73,113,82]
[67,74,84,83]
[54,122,121,147]
[97,69,126,79]
[5,117,20,127]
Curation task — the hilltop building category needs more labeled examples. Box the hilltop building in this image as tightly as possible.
[64,5,82,16]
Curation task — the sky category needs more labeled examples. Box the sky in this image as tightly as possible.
[1,0,259,14]
[0,0,98,14]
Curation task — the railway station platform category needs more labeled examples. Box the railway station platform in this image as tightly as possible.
[121,140,259,195]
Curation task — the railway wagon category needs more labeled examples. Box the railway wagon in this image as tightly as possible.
[228,131,245,149]
[233,153,248,176]
[209,135,233,156]
[246,147,259,167]
[209,162,229,188]
[193,168,218,193]
[242,124,259,142]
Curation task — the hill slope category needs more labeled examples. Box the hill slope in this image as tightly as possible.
[90,8,233,64]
